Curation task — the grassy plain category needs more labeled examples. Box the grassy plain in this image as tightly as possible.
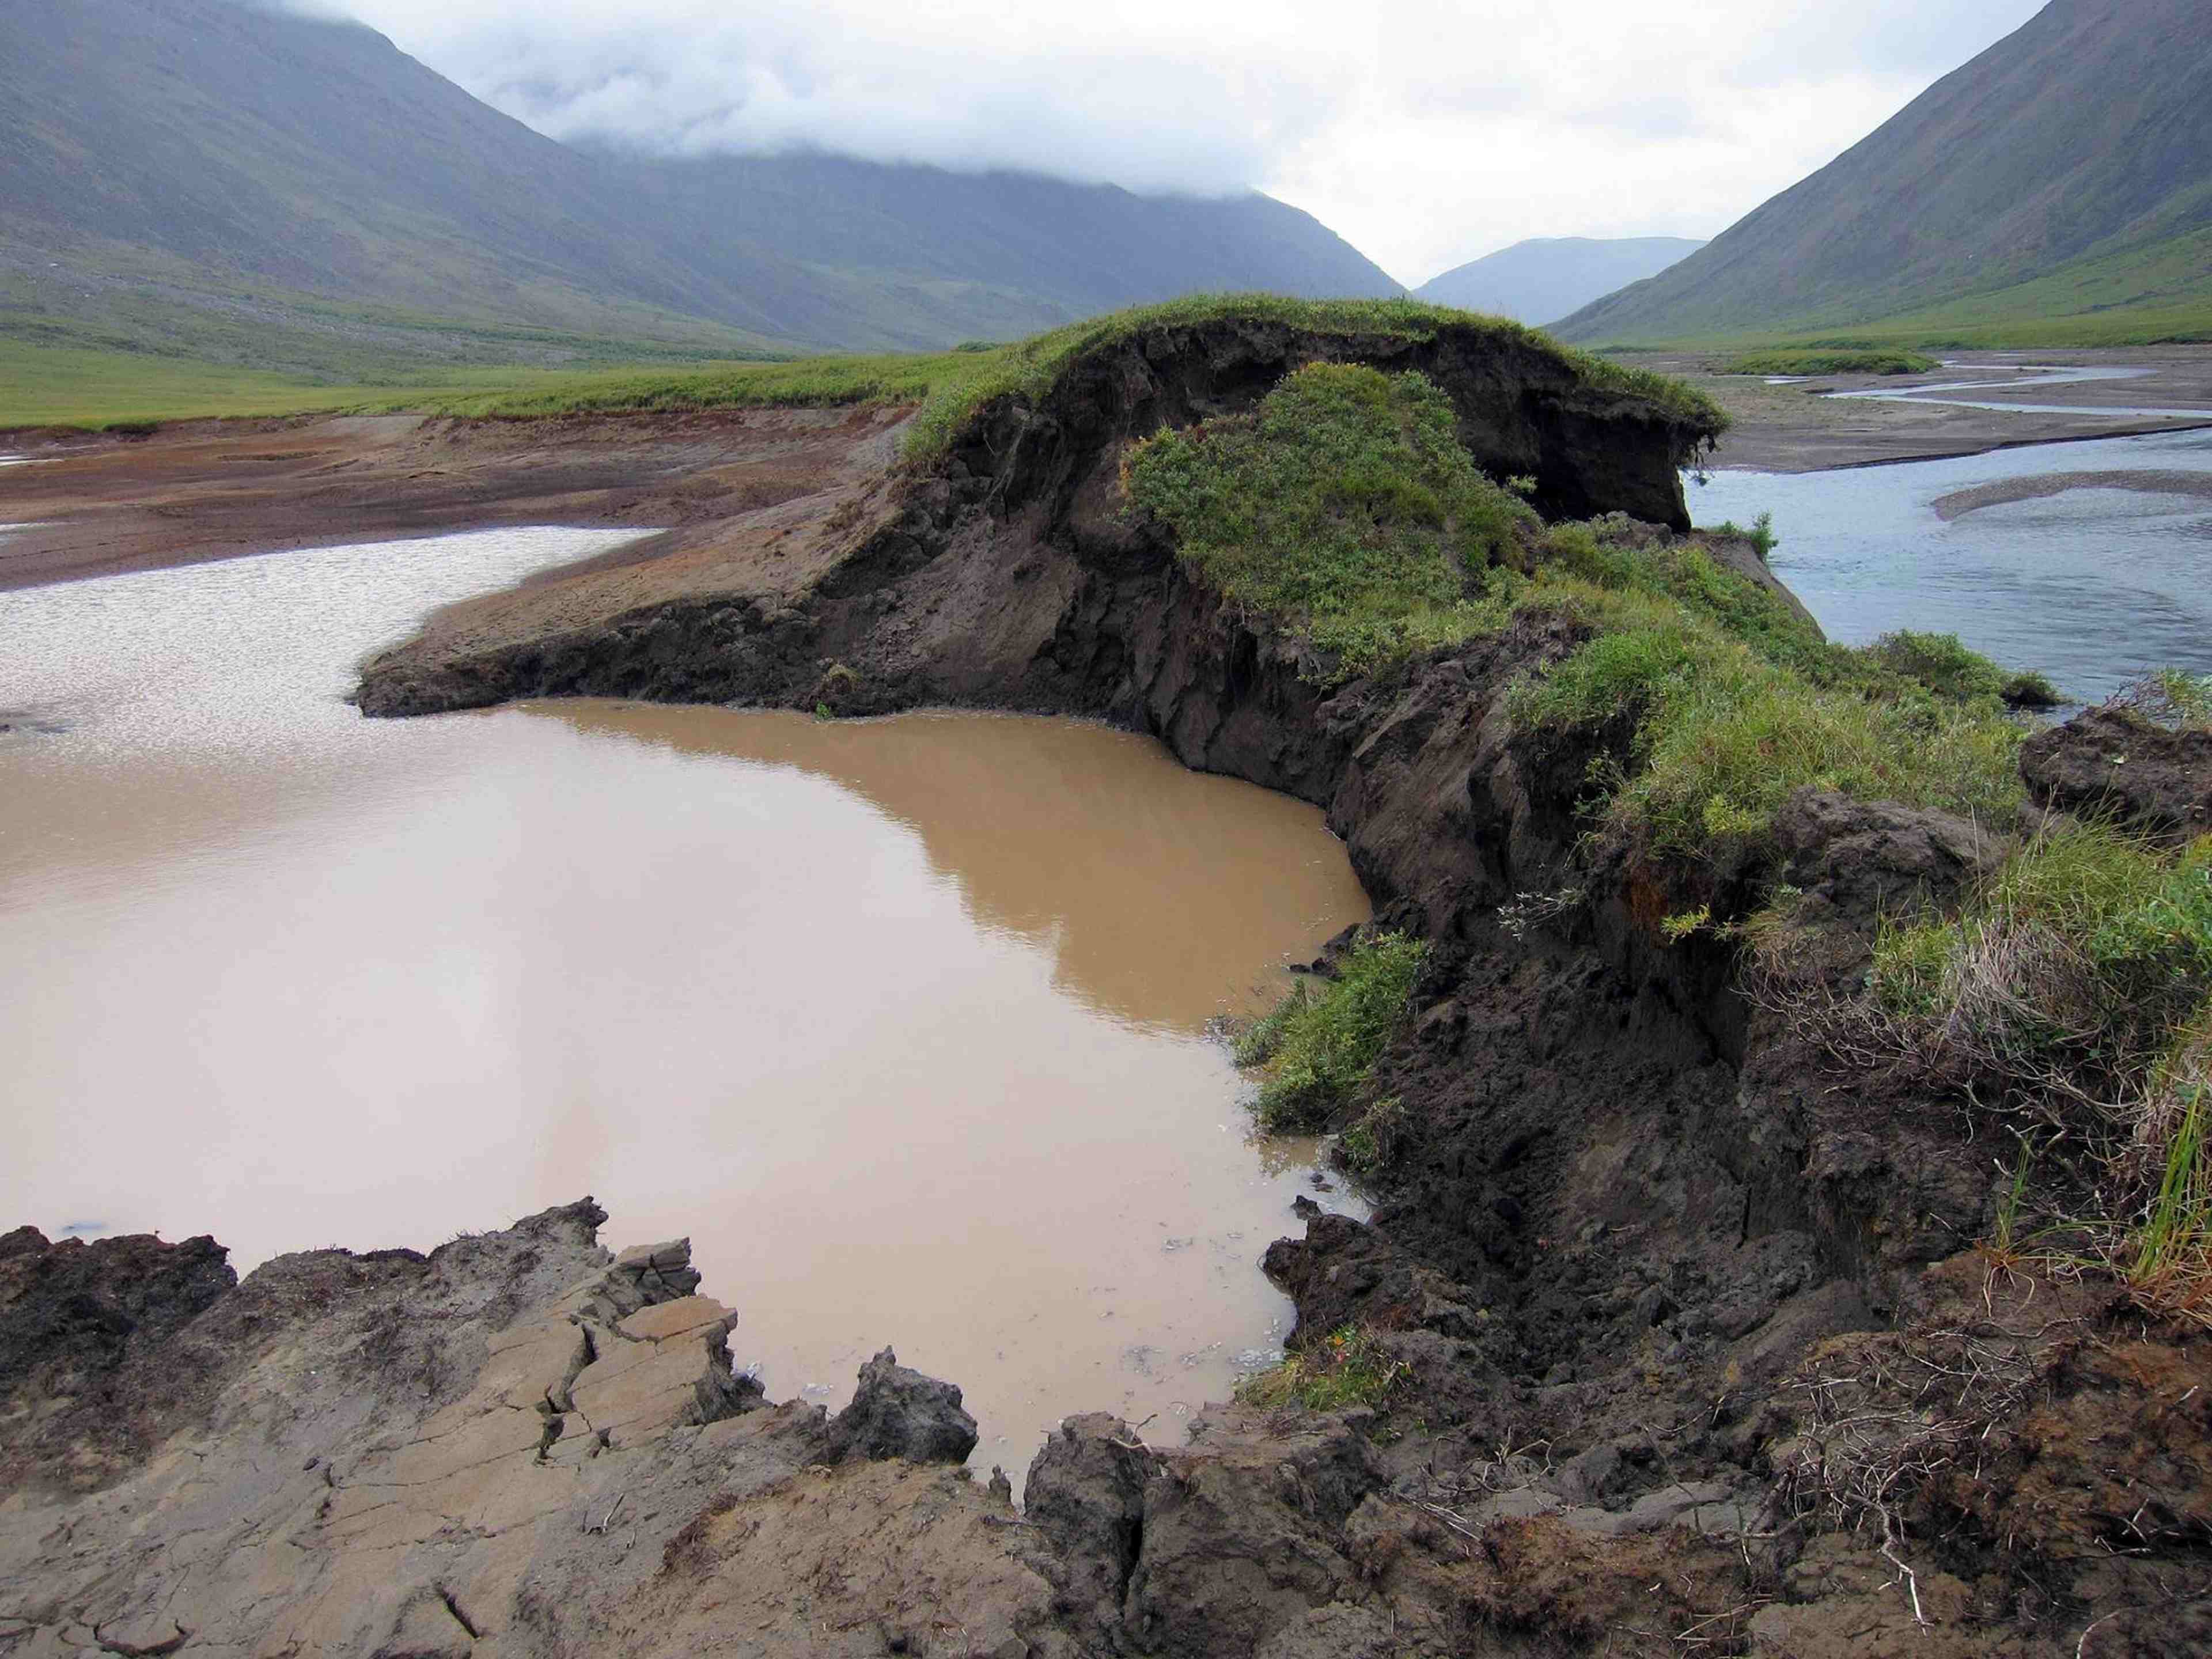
[5,295,1727,460]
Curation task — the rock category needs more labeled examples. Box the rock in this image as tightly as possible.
[2021,705,2212,841]
[597,1237,704,1315]
[824,1347,978,1465]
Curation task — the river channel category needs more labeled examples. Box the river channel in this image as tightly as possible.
[0,527,1371,1469]
[1690,427,2212,702]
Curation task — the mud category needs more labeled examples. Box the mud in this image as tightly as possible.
[7,317,2208,1656]
[0,407,910,591]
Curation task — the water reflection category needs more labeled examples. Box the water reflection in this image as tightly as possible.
[533,702,1362,1033]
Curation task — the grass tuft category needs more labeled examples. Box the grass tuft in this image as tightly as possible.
[2111,668,2212,732]
[1803,820,2212,1319]
[1238,933,1427,1132]
[1236,1324,1407,1412]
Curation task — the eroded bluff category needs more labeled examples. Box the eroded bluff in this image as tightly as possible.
[13,324,2200,1655]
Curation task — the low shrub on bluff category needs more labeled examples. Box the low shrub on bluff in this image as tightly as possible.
[1507,528,2040,857]
[1124,363,1535,678]
[1866,628,2062,707]
[1236,931,1427,1133]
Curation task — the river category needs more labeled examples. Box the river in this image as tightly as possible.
[1690,427,2212,701]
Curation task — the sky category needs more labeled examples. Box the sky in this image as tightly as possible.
[302,0,2050,286]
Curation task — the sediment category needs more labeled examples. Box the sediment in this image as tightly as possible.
[7,317,2207,1655]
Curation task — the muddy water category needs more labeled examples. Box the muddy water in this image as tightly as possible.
[1690,428,2212,703]
[0,528,1370,1469]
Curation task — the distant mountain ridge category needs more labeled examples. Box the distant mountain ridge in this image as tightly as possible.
[1556,0,2212,344]
[1414,238,1704,326]
[0,0,1397,365]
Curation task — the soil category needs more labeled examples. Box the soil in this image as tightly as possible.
[0,407,911,592]
[1641,346,2212,472]
[5,316,2208,1657]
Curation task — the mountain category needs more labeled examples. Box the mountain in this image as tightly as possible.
[1414,238,1704,326]
[0,0,1397,368]
[1555,0,2212,345]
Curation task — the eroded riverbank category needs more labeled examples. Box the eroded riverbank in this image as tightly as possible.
[7,311,2206,1657]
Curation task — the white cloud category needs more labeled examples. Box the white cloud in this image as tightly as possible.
[300,0,2050,283]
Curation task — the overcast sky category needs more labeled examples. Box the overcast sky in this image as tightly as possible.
[310,0,2049,286]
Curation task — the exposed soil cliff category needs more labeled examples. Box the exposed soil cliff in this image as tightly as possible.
[7,319,2204,1656]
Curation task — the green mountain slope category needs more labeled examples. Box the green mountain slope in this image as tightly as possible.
[0,0,1398,369]
[1555,0,2212,345]
[1413,238,1705,326]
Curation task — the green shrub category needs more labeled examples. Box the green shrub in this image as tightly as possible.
[1864,630,2061,707]
[1240,933,1428,1132]
[1236,1324,1407,1412]
[1710,510,1778,559]
[1124,365,1534,680]
[1509,592,2027,856]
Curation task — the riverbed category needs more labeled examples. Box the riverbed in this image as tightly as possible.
[0,526,1371,1468]
[1690,427,2212,702]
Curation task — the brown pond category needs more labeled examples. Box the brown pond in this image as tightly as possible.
[0,527,1370,1469]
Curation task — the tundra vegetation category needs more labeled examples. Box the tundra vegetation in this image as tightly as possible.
[5,294,1720,451]
[1176,358,2206,1321]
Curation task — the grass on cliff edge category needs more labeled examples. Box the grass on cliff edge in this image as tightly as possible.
[1740,675,2212,1324]
[1506,551,2041,859]
[1861,822,2212,1320]
[412,294,1725,464]
[1123,363,1536,677]
[1120,359,2041,859]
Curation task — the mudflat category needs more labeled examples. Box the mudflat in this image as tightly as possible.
[0,405,910,591]
[1643,344,2212,471]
